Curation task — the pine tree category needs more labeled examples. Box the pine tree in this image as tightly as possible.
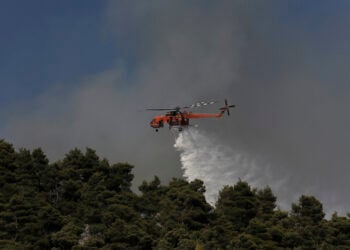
[291,195,327,248]
[216,180,259,232]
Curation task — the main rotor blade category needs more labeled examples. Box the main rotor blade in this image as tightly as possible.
[147,100,218,111]
[185,100,217,109]
[146,108,176,111]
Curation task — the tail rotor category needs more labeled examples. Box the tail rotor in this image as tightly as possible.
[220,99,235,116]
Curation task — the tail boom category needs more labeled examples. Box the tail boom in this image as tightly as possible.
[187,113,223,119]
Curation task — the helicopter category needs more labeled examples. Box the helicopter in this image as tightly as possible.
[147,99,235,132]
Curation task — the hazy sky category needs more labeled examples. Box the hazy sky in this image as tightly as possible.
[1,1,350,214]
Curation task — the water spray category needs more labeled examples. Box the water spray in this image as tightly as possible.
[174,128,286,206]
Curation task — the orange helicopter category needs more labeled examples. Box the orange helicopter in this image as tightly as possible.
[147,99,235,132]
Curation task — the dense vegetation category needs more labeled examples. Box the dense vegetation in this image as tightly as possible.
[0,139,349,249]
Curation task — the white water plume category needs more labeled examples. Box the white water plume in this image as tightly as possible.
[174,128,286,206]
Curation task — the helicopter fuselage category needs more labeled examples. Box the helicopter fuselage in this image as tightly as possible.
[148,99,235,132]
[150,111,190,130]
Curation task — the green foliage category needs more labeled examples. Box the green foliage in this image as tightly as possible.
[0,139,349,249]
[329,213,350,247]
[257,186,276,217]
[216,180,259,231]
[158,178,212,232]
[292,195,325,223]
[0,140,16,188]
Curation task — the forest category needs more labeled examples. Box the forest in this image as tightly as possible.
[0,139,349,249]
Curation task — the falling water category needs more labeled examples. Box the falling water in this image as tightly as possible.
[174,128,286,206]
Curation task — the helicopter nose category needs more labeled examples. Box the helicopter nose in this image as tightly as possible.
[150,119,159,128]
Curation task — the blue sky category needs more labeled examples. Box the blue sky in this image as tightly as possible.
[1,1,349,107]
[0,1,117,107]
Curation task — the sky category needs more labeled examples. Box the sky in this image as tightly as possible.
[1,0,350,214]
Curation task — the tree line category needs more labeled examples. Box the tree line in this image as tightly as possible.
[0,139,349,249]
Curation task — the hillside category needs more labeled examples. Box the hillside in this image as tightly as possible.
[0,139,349,249]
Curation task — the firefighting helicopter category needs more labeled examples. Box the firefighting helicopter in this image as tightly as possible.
[147,99,235,132]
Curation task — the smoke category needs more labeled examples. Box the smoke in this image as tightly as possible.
[174,128,289,208]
